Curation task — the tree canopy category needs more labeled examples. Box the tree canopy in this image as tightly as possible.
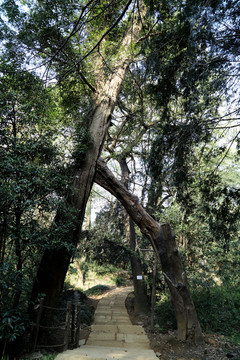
[0,0,240,356]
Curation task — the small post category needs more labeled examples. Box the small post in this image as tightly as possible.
[75,304,81,347]
[63,301,72,351]
[32,298,44,352]
[71,304,76,346]
[151,254,157,330]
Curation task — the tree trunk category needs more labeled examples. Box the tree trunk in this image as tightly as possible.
[75,258,84,287]
[29,9,145,314]
[30,72,126,311]
[119,158,149,314]
[95,159,203,343]
[128,217,150,314]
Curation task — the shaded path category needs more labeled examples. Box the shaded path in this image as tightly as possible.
[56,286,158,360]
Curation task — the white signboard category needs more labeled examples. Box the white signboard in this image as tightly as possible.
[137,275,143,280]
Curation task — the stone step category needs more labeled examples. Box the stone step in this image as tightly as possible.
[95,310,128,315]
[94,316,132,324]
[56,345,158,360]
[55,287,158,360]
[99,300,126,305]
[91,324,145,335]
[94,314,130,319]
[88,331,149,343]
[98,304,126,309]
[95,306,127,311]
[94,319,132,325]
[88,332,116,341]
[86,339,150,349]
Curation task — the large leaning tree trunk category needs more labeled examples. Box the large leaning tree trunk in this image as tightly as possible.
[119,158,150,314]
[29,7,145,314]
[95,159,203,343]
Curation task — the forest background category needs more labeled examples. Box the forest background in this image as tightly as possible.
[0,0,240,357]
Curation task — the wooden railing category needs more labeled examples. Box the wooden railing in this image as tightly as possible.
[32,299,81,352]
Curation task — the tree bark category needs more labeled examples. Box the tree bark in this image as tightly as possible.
[128,217,150,314]
[30,70,127,311]
[29,8,145,313]
[119,158,149,314]
[95,159,203,343]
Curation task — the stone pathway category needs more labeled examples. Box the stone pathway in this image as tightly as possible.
[56,286,158,360]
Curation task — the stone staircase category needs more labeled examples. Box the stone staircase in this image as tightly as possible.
[56,287,158,360]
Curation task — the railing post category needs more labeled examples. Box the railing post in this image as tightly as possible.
[75,304,81,347]
[32,298,44,352]
[63,301,72,351]
[71,304,76,346]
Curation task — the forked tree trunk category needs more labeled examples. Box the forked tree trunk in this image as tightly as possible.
[29,8,145,314]
[119,158,150,314]
[95,159,203,343]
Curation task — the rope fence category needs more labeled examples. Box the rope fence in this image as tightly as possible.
[32,299,81,352]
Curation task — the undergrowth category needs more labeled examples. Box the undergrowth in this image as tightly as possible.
[155,285,240,343]
[84,284,110,296]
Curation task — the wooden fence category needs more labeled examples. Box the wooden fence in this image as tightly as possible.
[32,299,81,352]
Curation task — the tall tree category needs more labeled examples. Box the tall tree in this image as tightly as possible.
[95,159,203,342]
[25,0,147,311]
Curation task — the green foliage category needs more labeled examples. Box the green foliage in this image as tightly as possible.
[85,285,110,296]
[41,356,56,360]
[155,291,177,332]
[150,143,240,289]
[0,311,27,343]
[1,0,240,355]
[0,66,73,256]
[1,0,136,89]
[80,202,130,270]
[89,262,126,279]
[192,286,240,340]
[0,260,31,357]
[156,286,240,342]
[145,0,239,216]
[0,32,77,357]
[72,124,91,167]
[115,276,127,287]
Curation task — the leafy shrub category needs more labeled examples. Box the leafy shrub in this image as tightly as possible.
[155,286,240,342]
[155,293,177,332]
[192,285,240,340]
[0,310,27,343]
[0,261,30,357]
[115,276,126,287]
[89,262,124,278]
[85,285,110,296]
